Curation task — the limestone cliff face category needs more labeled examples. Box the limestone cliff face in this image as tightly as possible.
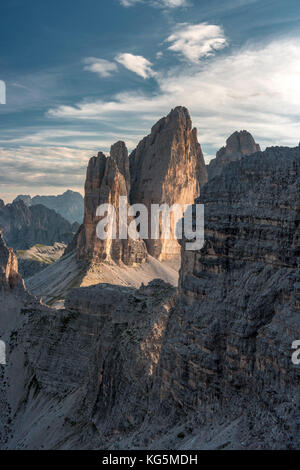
[130,106,207,260]
[207,130,260,180]
[163,145,300,448]
[0,231,25,291]
[77,141,147,266]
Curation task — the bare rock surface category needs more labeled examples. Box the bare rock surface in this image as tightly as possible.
[76,142,147,266]
[207,130,260,180]
[130,106,207,260]
[0,231,25,292]
[26,250,179,306]
[0,200,77,250]
[17,242,66,279]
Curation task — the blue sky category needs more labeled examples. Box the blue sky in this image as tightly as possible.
[1,0,300,201]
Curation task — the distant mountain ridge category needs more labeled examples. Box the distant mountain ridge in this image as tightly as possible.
[0,199,78,250]
[14,190,84,224]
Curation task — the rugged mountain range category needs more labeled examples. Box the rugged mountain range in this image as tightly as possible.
[0,134,299,449]
[207,130,260,180]
[14,190,84,224]
[76,106,207,266]
[26,107,206,303]
[0,199,78,250]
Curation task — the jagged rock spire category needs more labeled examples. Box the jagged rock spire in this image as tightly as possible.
[130,106,208,260]
[76,142,147,265]
[0,231,24,291]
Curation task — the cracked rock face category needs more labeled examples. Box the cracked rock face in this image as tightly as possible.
[207,130,260,180]
[130,106,207,261]
[172,145,300,449]
[77,141,147,266]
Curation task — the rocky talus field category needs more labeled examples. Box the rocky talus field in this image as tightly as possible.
[0,108,299,449]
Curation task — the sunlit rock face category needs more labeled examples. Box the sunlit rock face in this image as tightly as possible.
[0,231,24,292]
[207,130,260,180]
[130,106,207,261]
[76,141,147,266]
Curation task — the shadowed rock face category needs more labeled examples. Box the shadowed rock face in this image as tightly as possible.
[130,106,208,260]
[167,144,300,448]
[77,142,147,266]
[207,130,260,180]
[0,200,77,250]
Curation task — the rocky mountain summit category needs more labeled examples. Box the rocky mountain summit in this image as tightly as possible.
[0,141,299,449]
[0,199,78,250]
[14,190,84,224]
[130,106,207,260]
[207,130,260,180]
[76,106,207,267]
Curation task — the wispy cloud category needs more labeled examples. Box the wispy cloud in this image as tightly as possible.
[115,53,156,78]
[48,38,300,154]
[83,57,118,77]
[166,22,228,62]
[119,0,189,8]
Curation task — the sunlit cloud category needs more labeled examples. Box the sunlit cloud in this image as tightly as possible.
[166,22,228,62]
[48,38,300,155]
[115,53,156,78]
[83,57,118,77]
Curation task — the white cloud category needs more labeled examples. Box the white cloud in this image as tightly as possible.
[83,57,118,77]
[48,38,300,156]
[115,53,156,79]
[166,22,228,62]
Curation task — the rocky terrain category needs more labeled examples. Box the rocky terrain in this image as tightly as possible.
[16,242,66,279]
[14,190,84,224]
[130,106,207,260]
[0,199,78,250]
[0,134,299,449]
[207,130,260,180]
[27,107,206,303]
[76,141,147,266]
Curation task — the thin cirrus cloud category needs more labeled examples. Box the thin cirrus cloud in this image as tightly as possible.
[166,22,228,62]
[120,0,189,8]
[115,53,156,79]
[83,57,118,77]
